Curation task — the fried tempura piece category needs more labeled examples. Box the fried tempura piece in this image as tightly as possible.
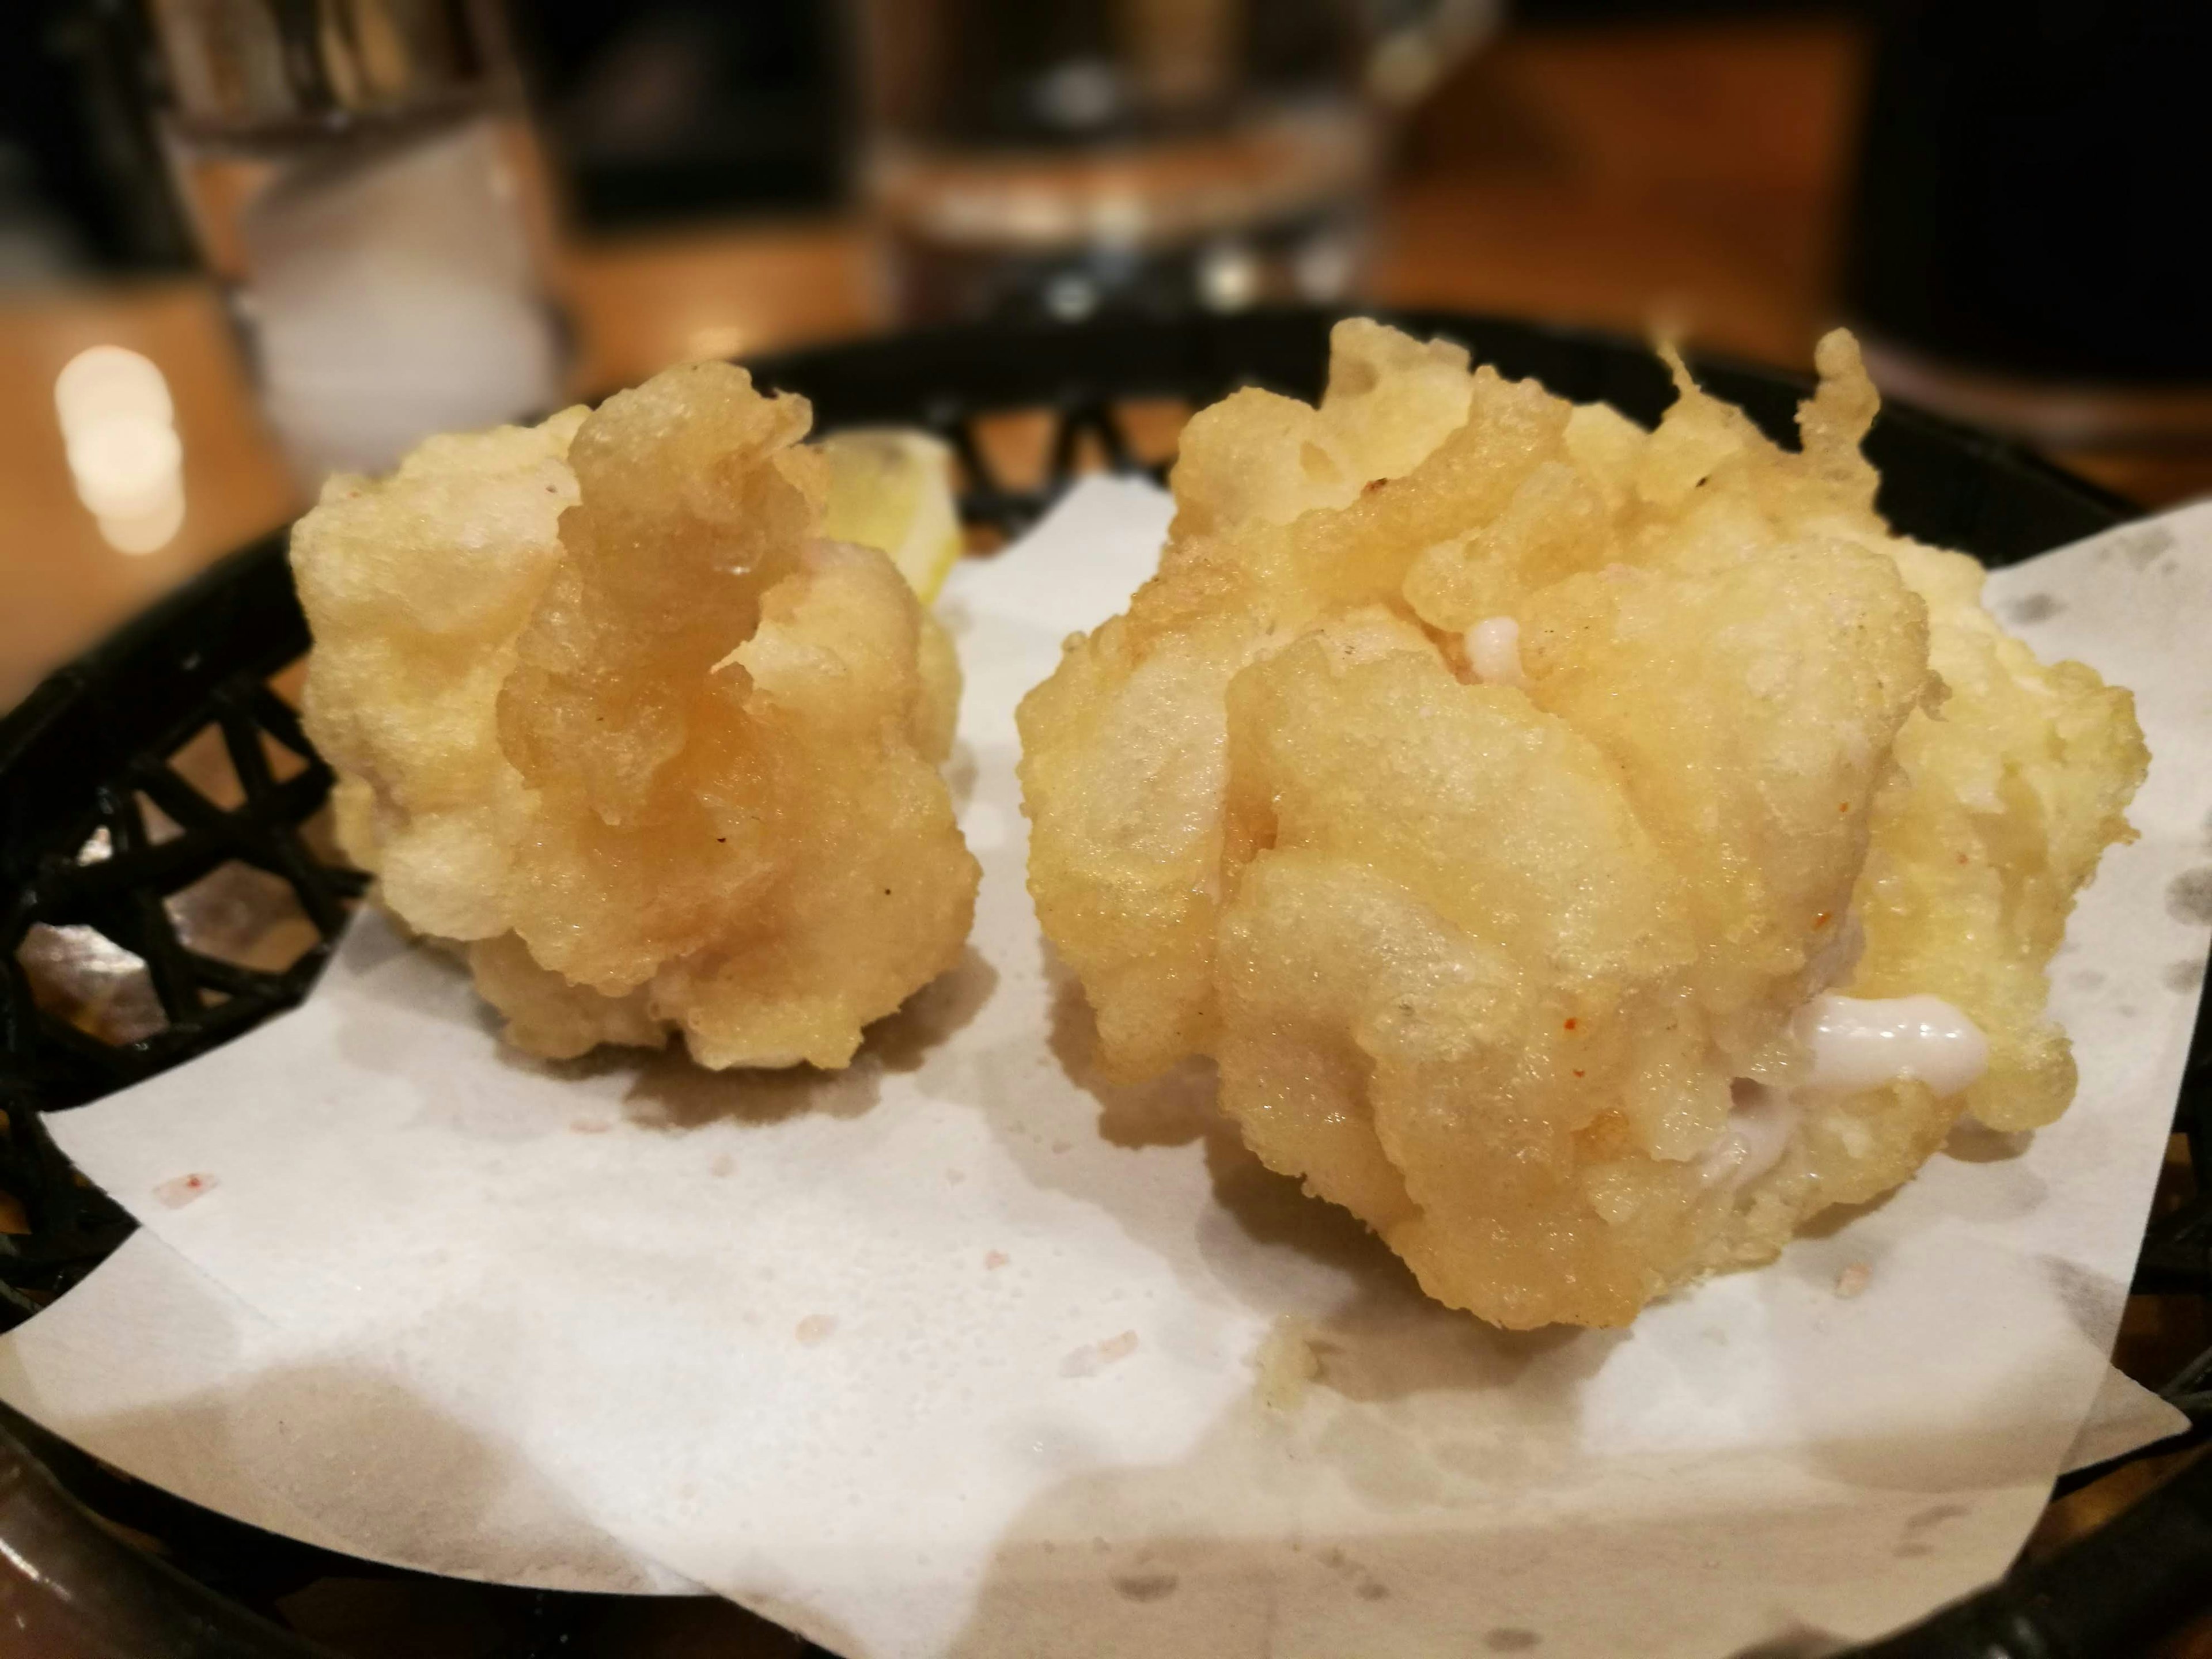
[1018,320,2145,1328]
[293,361,979,1070]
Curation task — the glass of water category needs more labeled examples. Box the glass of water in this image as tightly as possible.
[852,0,1497,324]
[145,0,568,484]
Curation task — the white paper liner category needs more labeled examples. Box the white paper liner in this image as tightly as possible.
[1,1228,2176,1572]
[2062,1363,2190,1475]
[0,1228,700,1594]
[17,481,2212,1658]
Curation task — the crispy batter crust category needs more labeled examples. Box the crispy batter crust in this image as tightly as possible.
[294,362,978,1070]
[1018,321,2145,1327]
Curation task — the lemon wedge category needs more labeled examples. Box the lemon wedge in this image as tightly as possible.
[818,428,965,604]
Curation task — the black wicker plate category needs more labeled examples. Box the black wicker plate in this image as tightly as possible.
[2,308,2207,1658]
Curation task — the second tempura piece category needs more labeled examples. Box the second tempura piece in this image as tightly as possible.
[1017,319,2146,1329]
[293,362,979,1070]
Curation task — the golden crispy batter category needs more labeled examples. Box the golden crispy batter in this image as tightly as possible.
[293,361,978,1070]
[1017,320,2145,1327]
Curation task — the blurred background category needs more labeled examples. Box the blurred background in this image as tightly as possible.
[2,0,2208,713]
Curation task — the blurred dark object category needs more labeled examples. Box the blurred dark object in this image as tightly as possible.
[515,0,844,230]
[0,0,196,283]
[1844,0,2212,447]
[1846,1449,2212,1659]
[0,1411,325,1658]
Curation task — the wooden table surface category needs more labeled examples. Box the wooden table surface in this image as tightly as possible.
[3,16,2207,1657]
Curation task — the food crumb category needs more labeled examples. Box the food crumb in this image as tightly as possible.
[570,1117,612,1134]
[1835,1263,1872,1298]
[1253,1316,1323,1411]
[152,1172,218,1209]
[795,1314,838,1345]
[710,1153,735,1177]
[1061,1330,1140,1377]
[984,1250,1009,1270]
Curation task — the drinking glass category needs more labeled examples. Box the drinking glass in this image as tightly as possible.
[851,0,1496,324]
[144,0,568,482]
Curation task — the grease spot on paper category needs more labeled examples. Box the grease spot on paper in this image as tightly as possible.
[1111,1569,1179,1603]
[2166,868,2212,926]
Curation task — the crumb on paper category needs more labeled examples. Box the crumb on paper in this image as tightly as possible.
[795,1314,838,1345]
[710,1153,735,1177]
[569,1117,612,1134]
[1253,1316,1323,1412]
[984,1250,1009,1270]
[1061,1330,1140,1377]
[1835,1263,1872,1298]
[152,1172,218,1209]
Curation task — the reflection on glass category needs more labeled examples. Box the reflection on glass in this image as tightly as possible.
[54,345,187,555]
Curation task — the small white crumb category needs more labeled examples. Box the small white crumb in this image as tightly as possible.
[709,1153,735,1177]
[569,1117,611,1134]
[152,1172,218,1209]
[1252,1316,1322,1411]
[1835,1263,1872,1299]
[1464,616,1525,687]
[1061,1330,1140,1377]
[795,1314,838,1345]
[984,1250,1009,1270]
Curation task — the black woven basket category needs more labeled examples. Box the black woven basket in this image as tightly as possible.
[2,308,2207,1658]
